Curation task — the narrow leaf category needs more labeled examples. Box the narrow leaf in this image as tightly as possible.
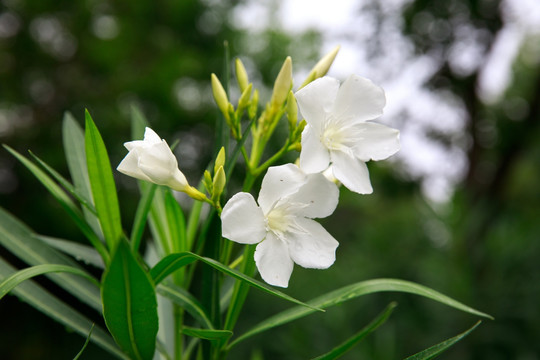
[150,252,322,312]
[85,110,123,251]
[0,207,102,311]
[63,112,103,236]
[73,323,95,360]
[0,258,126,359]
[0,264,99,300]
[404,321,482,360]
[37,235,104,269]
[102,240,158,360]
[182,327,233,342]
[3,145,108,262]
[157,284,214,330]
[130,184,158,252]
[311,302,397,360]
[229,278,491,348]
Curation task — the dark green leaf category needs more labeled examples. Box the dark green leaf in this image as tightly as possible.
[229,278,491,348]
[150,252,322,312]
[311,302,397,360]
[73,324,95,360]
[85,110,123,251]
[3,145,109,262]
[0,258,126,359]
[130,184,157,252]
[182,327,233,342]
[0,207,102,311]
[157,284,214,329]
[404,321,482,360]
[102,240,158,360]
[0,264,99,300]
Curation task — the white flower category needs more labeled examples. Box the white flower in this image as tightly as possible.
[221,164,339,287]
[295,75,400,194]
[117,127,189,191]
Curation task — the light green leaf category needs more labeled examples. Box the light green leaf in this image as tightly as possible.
[63,112,103,236]
[404,321,482,360]
[85,110,123,252]
[164,190,186,254]
[229,278,491,348]
[37,235,104,268]
[0,207,102,311]
[102,240,158,360]
[311,302,397,360]
[0,258,126,359]
[157,284,214,330]
[73,323,94,360]
[182,327,233,342]
[150,252,322,312]
[0,264,98,300]
[3,145,108,262]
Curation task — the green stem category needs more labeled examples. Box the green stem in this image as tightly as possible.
[253,139,291,177]
[174,304,183,360]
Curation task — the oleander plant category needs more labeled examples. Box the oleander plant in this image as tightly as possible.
[0,47,491,359]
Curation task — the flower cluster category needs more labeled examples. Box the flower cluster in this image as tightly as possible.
[221,74,400,287]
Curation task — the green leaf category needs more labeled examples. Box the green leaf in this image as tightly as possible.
[150,252,322,312]
[0,207,102,311]
[404,321,482,360]
[182,327,233,342]
[0,264,99,300]
[229,278,491,348]
[157,284,214,330]
[3,145,109,262]
[63,112,103,237]
[0,258,126,359]
[164,190,186,253]
[37,235,104,268]
[102,240,158,360]
[73,323,95,360]
[85,110,123,251]
[130,184,158,252]
[29,150,96,215]
[311,302,397,360]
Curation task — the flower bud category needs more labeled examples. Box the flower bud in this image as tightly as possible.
[248,89,259,119]
[286,91,298,129]
[235,58,249,93]
[270,56,292,110]
[237,83,253,112]
[214,147,226,175]
[211,73,230,121]
[117,127,190,192]
[299,45,340,89]
[212,165,226,202]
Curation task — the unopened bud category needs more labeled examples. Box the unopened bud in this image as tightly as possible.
[214,147,226,174]
[203,170,213,195]
[237,83,253,112]
[270,56,292,109]
[235,58,249,93]
[248,89,259,119]
[286,91,298,129]
[211,74,230,120]
[212,166,226,202]
[299,45,340,89]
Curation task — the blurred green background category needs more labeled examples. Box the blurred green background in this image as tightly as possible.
[0,0,539,359]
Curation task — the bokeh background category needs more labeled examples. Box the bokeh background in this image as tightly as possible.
[1,0,539,359]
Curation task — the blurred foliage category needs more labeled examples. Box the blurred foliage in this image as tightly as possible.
[1,0,539,359]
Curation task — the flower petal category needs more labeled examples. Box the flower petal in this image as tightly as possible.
[258,164,306,214]
[117,149,152,182]
[143,127,162,144]
[352,122,400,162]
[254,232,294,287]
[331,75,386,124]
[295,76,340,129]
[288,217,338,269]
[299,125,330,174]
[331,150,373,194]
[286,173,339,219]
[221,192,267,245]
